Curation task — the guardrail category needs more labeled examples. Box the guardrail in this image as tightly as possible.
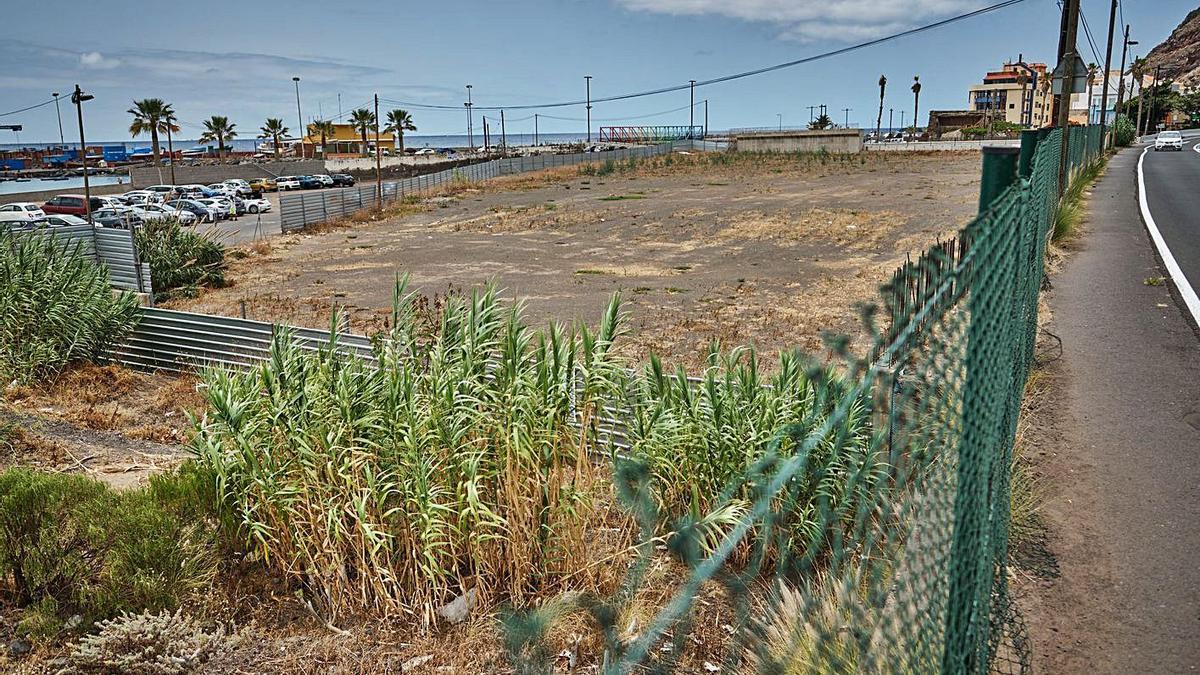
[16,223,151,294]
[105,306,374,373]
[278,141,712,233]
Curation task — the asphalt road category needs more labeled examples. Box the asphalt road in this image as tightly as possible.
[1031,137,1200,672]
[1139,131,1200,326]
[193,185,361,245]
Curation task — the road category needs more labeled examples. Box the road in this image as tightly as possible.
[193,185,360,245]
[1029,132,1200,673]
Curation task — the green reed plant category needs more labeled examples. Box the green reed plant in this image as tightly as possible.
[0,231,140,384]
[133,220,226,298]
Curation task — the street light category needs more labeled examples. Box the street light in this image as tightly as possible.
[690,80,696,133]
[585,75,593,143]
[292,77,303,158]
[70,84,94,223]
[465,84,474,150]
[51,92,64,146]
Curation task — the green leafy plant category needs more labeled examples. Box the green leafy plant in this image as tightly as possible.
[133,220,226,298]
[0,232,140,384]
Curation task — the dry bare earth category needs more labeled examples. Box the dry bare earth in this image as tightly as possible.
[173,151,982,370]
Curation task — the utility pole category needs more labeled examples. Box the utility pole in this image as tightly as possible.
[466,84,474,150]
[1114,27,1136,141]
[584,75,592,143]
[1098,0,1118,140]
[71,84,94,223]
[292,77,303,158]
[338,92,342,119]
[900,110,906,131]
[374,93,382,209]
[703,99,708,138]
[889,108,894,134]
[500,109,507,156]
[166,119,175,185]
[689,79,696,132]
[1055,0,1081,195]
[51,92,64,145]
[1145,65,1161,135]
[534,114,539,146]
[483,119,490,151]
[842,107,852,128]
[1135,58,1145,136]
[807,105,816,123]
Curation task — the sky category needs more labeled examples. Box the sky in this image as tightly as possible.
[0,0,1195,142]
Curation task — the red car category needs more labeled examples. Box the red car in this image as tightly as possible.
[42,194,105,217]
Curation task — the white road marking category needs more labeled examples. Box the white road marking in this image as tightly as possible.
[1137,146,1200,326]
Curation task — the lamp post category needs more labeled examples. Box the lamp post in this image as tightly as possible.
[70,84,94,223]
[466,84,474,150]
[292,77,303,157]
[689,79,696,133]
[51,92,64,146]
[889,108,894,134]
[843,107,852,128]
[585,75,592,143]
[1114,28,1136,141]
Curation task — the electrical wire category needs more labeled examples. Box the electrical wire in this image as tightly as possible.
[0,98,57,118]
[1078,7,1105,66]
[381,0,1028,111]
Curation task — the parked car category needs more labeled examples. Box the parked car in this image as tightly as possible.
[249,177,278,192]
[144,185,177,197]
[243,197,272,214]
[43,194,104,216]
[330,173,355,187]
[312,174,335,187]
[1154,130,1184,151]
[120,190,162,205]
[174,184,216,198]
[140,203,197,225]
[206,183,239,197]
[195,198,234,219]
[222,179,253,196]
[29,214,90,229]
[165,199,219,223]
[414,148,436,155]
[0,202,46,223]
[277,176,302,191]
[94,196,125,209]
[297,175,323,189]
[91,207,141,229]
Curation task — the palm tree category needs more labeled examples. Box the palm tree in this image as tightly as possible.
[198,115,237,161]
[875,75,887,140]
[384,109,417,154]
[128,98,174,168]
[910,76,922,141]
[1086,63,1099,124]
[307,120,336,160]
[259,118,288,160]
[349,108,376,156]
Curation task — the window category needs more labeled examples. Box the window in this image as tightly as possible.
[0,205,15,212]
[1009,103,1015,109]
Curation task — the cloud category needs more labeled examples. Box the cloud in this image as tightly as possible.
[613,0,986,42]
[80,51,120,69]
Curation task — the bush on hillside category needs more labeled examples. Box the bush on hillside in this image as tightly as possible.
[0,231,140,384]
[133,220,226,299]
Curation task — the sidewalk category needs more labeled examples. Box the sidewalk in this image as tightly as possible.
[1026,146,1200,672]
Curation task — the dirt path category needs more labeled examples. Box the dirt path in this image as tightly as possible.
[1022,147,1200,672]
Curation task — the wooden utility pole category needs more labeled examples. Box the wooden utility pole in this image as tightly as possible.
[1098,0,1117,139]
[374,94,382,209]
[500,109,507,156]
[1056,0,1081,195]
[1145,65,1162,135]
[1113,25,1132,145]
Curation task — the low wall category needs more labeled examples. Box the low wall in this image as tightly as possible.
[866,139,1021,152]
[128,160,326,187]
[0,182,128,206]
[732,129,863,154]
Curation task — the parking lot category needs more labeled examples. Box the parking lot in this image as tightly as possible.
[193,185,360,244]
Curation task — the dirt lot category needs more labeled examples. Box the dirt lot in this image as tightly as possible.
[171,151,982,370]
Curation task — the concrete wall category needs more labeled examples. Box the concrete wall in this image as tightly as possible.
[865,138,1021,152]
[732,129,863,154]
[0,182,128,206]
[128,160,326,187]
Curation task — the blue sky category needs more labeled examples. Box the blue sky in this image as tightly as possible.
[1,0,1194,142]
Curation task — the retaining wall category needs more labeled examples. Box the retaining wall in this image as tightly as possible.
[731,129,863,154]
[128,160,327,187]
[0,182,128,206]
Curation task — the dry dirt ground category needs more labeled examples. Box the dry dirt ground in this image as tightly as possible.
[171,151,982,370]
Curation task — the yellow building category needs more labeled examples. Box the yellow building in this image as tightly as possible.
[967,61,1054,128]
[301,122,396,157]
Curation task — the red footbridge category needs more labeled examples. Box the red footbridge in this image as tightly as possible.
[598,125,705,143]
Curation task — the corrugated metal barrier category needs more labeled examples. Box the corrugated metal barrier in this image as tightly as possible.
[18,223,152,294]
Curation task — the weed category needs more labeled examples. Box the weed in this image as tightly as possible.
[1144,276,1166,286]
[598,194,647,201]
[134,220,227,298]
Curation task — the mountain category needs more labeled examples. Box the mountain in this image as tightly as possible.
[1142,7,1200,87]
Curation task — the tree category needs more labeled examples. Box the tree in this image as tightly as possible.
[876,75,887,140]
[384,109,417,154]
[128,98,174,167]
[259,118,288,161]
[808,114,833,130]
[1120,80,1181,133]
[911,76,922,140]
[1086,63,1099,123]
[307,120,336,160]
[349,109,377,157]
[198,116,237,161]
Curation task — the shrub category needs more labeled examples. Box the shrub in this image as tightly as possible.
[1113,114,1136,147]
[0,467,219,628]
[69,608,236,674]
[0,232,140,384]
[133,220,226,299]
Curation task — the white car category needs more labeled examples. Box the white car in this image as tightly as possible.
[277,176,301,191]
[137,203,198,225]
[120,190,162,205]
[312,174,334,187]
[0,202,47,223]
[33,214,89,228]
[206,183,240,197]
[1154,130,1183,151]
[95,195,124,209]
[144,185,176,196]
[243,197,272,214]
[222,179,253,195]
[414,148,436,155]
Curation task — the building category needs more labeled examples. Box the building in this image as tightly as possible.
[967,60,1053,128]
[300,123,396,157]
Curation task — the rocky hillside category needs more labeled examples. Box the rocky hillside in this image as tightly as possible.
[1143,7,1200,87]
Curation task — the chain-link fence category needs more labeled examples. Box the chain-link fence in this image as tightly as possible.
[278,141,718,232]
[499,126,1105,674]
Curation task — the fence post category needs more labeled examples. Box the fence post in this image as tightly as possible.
[1017,130,1040,180]
[941,147,1022,674]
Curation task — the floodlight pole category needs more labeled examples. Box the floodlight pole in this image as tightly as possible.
[585,76,593,143]
[466,84,474,150]
[292,77,303,158]
[52,92,64,145]
[72,84,93,223]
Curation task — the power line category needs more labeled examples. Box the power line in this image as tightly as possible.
[0,98,57,118]
[382,0,1028,112]
[1078,6,1105,66]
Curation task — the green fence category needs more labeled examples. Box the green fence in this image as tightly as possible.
[504,126,1105,673]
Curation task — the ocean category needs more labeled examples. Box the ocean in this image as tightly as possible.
[0,132,591,154]
[0,175,127,196]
